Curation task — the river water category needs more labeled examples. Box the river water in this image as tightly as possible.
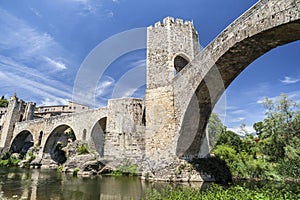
[0,168,205,200]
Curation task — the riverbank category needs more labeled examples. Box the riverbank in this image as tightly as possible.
[146,180,300,200]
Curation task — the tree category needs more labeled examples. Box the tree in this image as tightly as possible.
[215,130,242,151]
[207,112,226,148]
[258,94,300,162]
[0,96,8,108]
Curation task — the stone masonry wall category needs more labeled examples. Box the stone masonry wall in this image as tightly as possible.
[104,98,145,161]
[145,17,200,159]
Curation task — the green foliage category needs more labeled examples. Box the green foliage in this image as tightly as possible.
[0,155,21,167]
[214,130,242,151]
[211,94,300,180]
[57,165,63,172]
[146,182,300,200]
[253,121,263,135]
[259,94,300,162]
[0,96,8,108]
[207,112,226,148]
[213,135,274,179]
[0,152,11,160]
[73,168,80,176]
[21,152,36,168]
[111,164,138,176]
[77,143,89,155]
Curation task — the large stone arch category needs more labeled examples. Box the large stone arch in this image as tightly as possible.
[10,130,34,156]
[43,124,76,164]
[174,0,300,157]
[90,117,107,157]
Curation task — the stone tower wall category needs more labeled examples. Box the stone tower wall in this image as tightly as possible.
[146,17,200,89]
[145,17,200,158]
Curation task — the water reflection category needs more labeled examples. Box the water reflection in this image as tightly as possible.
[0,168,207,200]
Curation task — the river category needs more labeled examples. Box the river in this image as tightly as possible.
[0,168,206,200]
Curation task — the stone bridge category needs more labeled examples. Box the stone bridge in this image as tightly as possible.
[11,108,107,161]
[8,97,146,165]
[1,0,299,181]
[145,0,300,167]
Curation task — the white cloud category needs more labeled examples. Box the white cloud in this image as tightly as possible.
[95,76,115,97]
[0,8,71,72]
[0,71,72,106]
[29,7,42,18]
[44,57,67,70]
[228,117,245,123]
[229,109,245,115]
[256,91,300,105]
[228,125,255,136]
[67,0,104,16]
[40,97,68,106]
[280,76,300,84]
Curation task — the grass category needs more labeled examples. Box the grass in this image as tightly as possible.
[111,164,138,176]
[146,181,300,200]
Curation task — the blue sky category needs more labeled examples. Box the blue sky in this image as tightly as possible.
[0,0,299,133]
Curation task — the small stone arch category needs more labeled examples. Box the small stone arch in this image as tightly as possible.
[43,124,76,164]
[10,130,34,157]
[173,53,190,73]
[90,117,107,157]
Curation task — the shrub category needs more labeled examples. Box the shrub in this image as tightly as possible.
[77,144,89,155]
[112,164,138,176]
[73,168,80,176]
[57,165,63,172]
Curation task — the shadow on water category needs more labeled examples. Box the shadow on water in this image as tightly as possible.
[0,168,210,200]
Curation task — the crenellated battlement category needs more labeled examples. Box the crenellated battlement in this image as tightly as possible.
[148,17,198,35]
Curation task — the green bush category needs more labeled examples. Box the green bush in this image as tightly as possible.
[77,144,89,155]
[111,164,138,176]
[73,168,80,176]
[0,155,21,167]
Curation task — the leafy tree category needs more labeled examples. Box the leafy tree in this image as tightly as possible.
[215,130,242,151]
[258,94,300,162]
[0,96,8,108]
[207,112,226,148]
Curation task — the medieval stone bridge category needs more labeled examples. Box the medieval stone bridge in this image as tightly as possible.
[4,97,145,164]
[1,0,299,181]
[11,108,107,159]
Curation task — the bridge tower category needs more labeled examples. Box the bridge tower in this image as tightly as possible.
[0,94,35,152]
[145,17,200,159]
